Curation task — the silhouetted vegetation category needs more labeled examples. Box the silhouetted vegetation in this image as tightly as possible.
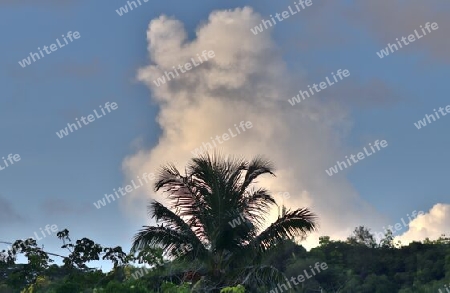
[1,155,449,292]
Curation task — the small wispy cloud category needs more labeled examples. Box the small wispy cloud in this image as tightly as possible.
[0,195,24,223]
[41,198,90,216]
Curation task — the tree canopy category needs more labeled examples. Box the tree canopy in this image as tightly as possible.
[1,154,449,292]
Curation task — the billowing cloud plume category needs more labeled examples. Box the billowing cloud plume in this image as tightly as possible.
[122,6,387,248]
[396,203,450,245]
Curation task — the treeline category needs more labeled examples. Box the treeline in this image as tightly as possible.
[1,227,449,292]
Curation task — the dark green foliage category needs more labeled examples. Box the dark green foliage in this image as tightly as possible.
[1,228,450,292]
[54,282,81,293]
[1,154,449,292]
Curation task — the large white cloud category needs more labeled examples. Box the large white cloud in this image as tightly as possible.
[122,6,387,248]
[395,203,450,245]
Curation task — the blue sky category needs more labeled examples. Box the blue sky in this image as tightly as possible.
[1,0,449,271]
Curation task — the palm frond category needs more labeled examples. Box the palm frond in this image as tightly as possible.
[239,188,276,229]
[249,208,318,252]
[153,164,210,241]
[154,163,182,192]
[149,201,206,250]
[239,156,275,194]
[131,226,186,255]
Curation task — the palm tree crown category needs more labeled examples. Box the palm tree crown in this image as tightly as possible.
[132,153,318,291]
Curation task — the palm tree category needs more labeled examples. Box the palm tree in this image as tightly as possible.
[131,153,318,292]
